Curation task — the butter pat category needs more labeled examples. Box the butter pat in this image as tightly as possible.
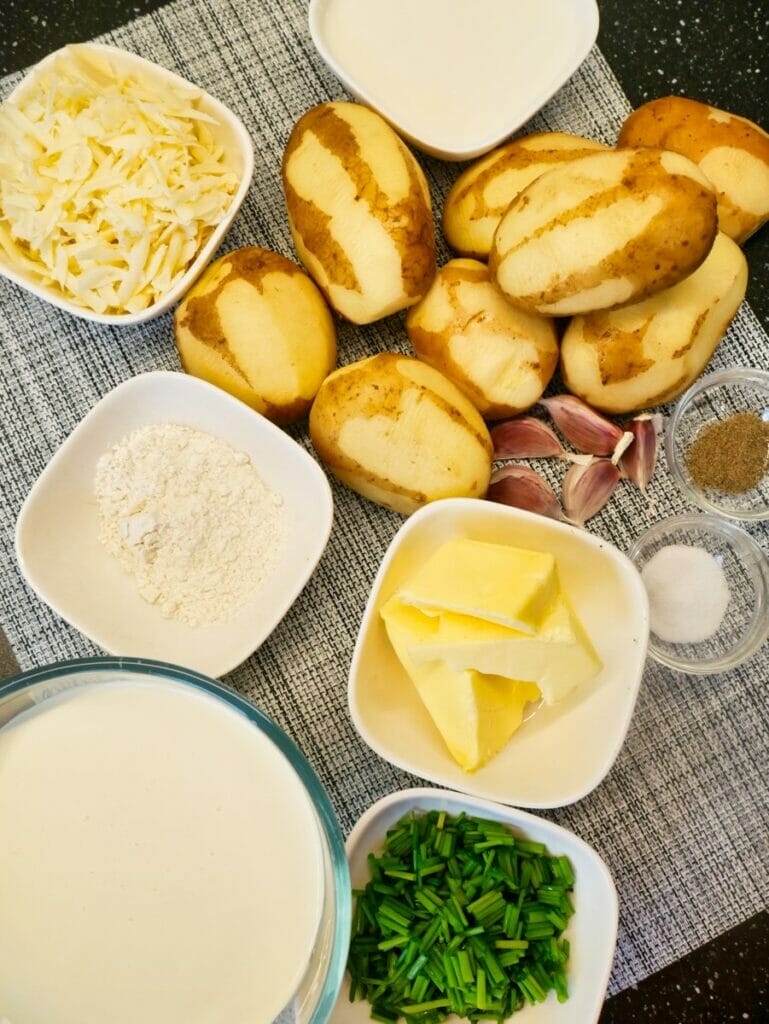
[407,593,602,706]
[396,537,557,634]
[379,536,602,773]
[382,599,540,772]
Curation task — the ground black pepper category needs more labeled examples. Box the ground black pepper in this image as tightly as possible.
[685,412,769,494]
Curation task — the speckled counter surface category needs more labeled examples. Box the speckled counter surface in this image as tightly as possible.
[1,0,768,1020]
[601,911,769,1023]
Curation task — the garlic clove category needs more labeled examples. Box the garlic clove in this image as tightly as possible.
[619,413,662,493]
[491,417,564,459]
[562,458,621,527]
[540,394,625,457]
[487,465,562,520]
[491,416,594,463]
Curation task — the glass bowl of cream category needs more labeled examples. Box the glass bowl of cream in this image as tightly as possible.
[0,657,351,1024]
[628,513,769,676]
[665,367,769,522]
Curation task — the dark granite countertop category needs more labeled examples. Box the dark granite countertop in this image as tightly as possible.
[1,1,767,1020]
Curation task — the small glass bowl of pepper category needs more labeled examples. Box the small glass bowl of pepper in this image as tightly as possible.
[665,367,769,521]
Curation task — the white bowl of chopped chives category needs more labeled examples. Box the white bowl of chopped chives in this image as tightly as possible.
[0,43,253,324]
[333,788,618,1024]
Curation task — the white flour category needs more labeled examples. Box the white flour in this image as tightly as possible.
[94,423,286,627]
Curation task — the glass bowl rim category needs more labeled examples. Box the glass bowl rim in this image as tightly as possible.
[0,654,351,1024]
[664,366,769,522]
[627,512,769,675]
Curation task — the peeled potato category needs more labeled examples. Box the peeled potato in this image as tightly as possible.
[489,147,718,316]
[282,102,436,324]
[443,132,608,259]
[174,247,336,424]
[406,259,558,419]
[619,96,769,244]
[560,232,748,413]
[309,353,492,515]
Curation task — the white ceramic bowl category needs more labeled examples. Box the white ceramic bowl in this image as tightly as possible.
[15,372,333,677]
[333,788,618,1024]
[349,499,649,808]
[0,43,254,325]
[309,0,599,161]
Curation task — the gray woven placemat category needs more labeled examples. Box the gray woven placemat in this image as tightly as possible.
[1,0,767,998]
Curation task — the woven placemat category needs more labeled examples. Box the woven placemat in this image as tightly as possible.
[1,0,767,997]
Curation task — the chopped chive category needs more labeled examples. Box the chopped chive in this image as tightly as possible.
[399,999,451,1014]
[347,810,575,1024]
[378,935,410,952]
[476,968,487,1011]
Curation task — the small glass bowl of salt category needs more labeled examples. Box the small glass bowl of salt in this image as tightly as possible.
[628,513,769,675]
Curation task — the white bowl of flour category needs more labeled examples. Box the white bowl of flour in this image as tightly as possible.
[15,371,334,676]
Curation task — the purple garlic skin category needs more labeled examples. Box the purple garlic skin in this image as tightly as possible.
[541,394,627,458]
[562,459,621,527]
[487,465,562,520]
[491,417,564,460]
[620,413,661,493]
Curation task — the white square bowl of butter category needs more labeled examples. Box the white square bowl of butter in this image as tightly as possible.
[15,371,333,678]
[349,499,649,808]
[0,43,253,325]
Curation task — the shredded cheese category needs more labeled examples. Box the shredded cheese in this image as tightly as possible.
[0,45,240,315]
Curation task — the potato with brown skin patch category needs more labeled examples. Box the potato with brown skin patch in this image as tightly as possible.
[619,97,769,244]
[489,147,718,317]
[560,232,747,413]
[309,353,492,515]
[406,259,558,420]
[282,102,436,325]
[443,132,609,259]
[174,246,336,425]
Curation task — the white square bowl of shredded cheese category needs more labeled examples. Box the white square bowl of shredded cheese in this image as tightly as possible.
[0,43,253,325]
[15,371,334,677]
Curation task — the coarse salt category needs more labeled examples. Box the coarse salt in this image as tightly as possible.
[640,543,731,644]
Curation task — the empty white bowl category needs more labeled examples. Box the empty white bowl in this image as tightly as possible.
[0,43,253,325]
[348,499,649,808]
[333,788,618,1024]
[15,372,333,677]
[309,0,599,160]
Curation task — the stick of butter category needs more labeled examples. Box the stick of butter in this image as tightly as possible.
[382,599,540,772]
[405,593,601,706]
[395,537,558,634]
[380,537,602,772]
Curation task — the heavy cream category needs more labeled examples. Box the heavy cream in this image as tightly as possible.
[0,679,325,1024]
[313,0,592,155]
